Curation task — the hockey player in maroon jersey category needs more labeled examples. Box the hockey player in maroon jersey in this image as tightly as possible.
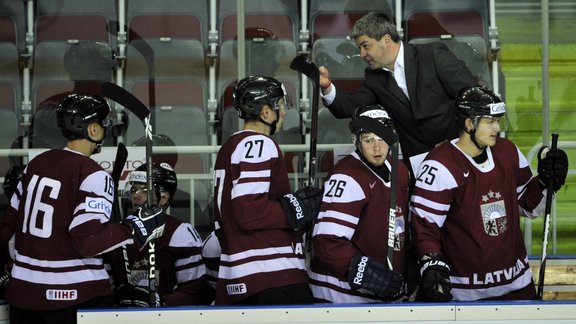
[4,94,165,324]
[411,86,569,301]
[108,162,213,306]
[213,76,322,305]
[309,105,409,303]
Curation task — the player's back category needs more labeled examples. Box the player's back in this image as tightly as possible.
[7,148,114,310]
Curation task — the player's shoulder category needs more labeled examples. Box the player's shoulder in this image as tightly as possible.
[164,216,203,248]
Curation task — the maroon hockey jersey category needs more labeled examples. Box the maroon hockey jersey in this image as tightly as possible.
[5,148,133,310]
[411,138,546,300]
[310,151,410,303]
[213,130,308,304]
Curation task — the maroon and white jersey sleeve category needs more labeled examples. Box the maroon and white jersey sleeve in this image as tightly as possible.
[6,148,133,310]
[310,152,409,303]
[411,139,540,300]
[213,131,308,304]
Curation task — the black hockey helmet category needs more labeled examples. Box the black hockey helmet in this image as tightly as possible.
[349,104,398,146]
[128,162,178,206]
[233,76,287,120]
[455,86,507,131]
[3,165,24,199]
[56,93,113,140]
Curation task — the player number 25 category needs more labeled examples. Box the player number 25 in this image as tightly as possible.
[416,164,438,185]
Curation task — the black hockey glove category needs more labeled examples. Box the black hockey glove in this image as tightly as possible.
[347,255,403,298]
[279,186,323,231]
[419,254,453,302]
[121,206,165,250]
[537,146,568,192]
[114,284,150,307]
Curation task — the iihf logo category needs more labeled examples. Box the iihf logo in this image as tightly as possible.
[480,190,507,236]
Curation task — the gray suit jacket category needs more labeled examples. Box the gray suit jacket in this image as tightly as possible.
[327,42,478,159]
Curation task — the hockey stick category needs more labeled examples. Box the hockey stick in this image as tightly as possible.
[111,142,128,223]
[101,81,159,307]
[387,142,399,271]
[290,54,320,187]
[110,142,133,285]
[537,133,559,300]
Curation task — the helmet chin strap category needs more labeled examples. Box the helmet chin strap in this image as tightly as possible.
[466,128,486,151]
[258,116,278,135]
[87,128,107,154]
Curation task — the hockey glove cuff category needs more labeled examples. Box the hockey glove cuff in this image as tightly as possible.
[419,254,453,302]
[279,186,323,231]
[348,255,403,298]
[122,206,165,250]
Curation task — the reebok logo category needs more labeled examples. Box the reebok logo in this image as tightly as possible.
[353,256,369,285]
[285,194,303,220]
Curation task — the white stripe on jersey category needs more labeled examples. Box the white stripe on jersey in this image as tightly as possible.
[451,270,533,301]
[222,246,294,262]
[218,256,305,280]
[11,264,109,285]
[231,181,270,199]
[237,170,271,180]
[411,195,451,227]
[411,195,451,212]
[450,275,470,285]
[15,251,103,267]
[410,205,448,227]
[317,210,359,225]
[309,271,378,303]
[175,254,203,267]
[69,212,109,230]
[313,219,356,240]
[176,264,206,283]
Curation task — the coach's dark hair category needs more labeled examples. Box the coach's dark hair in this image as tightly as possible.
[350,12,400,42]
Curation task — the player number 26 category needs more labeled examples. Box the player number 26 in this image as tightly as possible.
[325,179,345,198]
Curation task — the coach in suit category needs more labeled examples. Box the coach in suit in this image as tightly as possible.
[319,12,479,170]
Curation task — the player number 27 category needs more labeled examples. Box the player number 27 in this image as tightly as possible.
[22,175,61,238]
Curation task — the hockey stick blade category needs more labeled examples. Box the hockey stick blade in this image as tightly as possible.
[101,82,150,123]
[290,54,320,86]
